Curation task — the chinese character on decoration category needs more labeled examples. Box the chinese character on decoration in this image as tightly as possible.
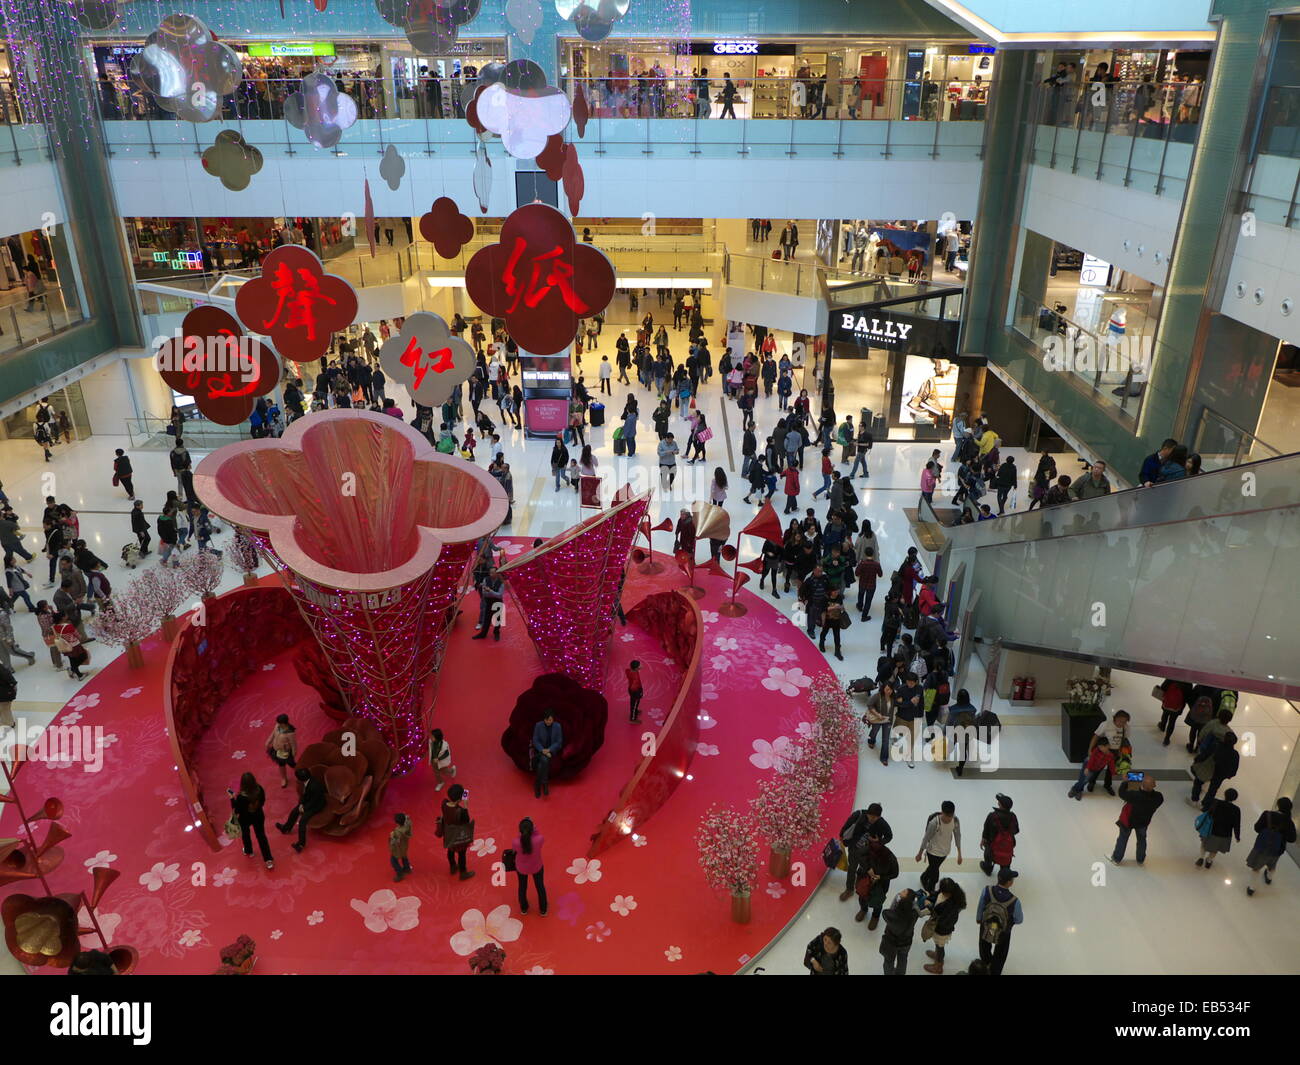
[465,203,615,356]
[234,245,357,363]
[154,306,281,425]
[379,312,476,407]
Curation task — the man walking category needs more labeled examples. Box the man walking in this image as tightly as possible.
[979,793,1019,877]
[915,800,962,894]
[1110,773,1164,866]
[975,869,1023,975]
[112,449,135,500]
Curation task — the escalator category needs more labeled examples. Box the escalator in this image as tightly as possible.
[937,451,1300,699]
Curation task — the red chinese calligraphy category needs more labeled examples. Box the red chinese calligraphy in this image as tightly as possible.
[235,244,358,363]
[465,204,616,357]
[502,238,591,316]
[155,307,280,426]
[399,338,457,392]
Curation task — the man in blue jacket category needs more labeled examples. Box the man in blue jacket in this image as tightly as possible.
[1138,438,1177,486]
[532,712,563,799]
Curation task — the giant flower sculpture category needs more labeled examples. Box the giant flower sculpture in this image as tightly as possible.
[465,203,616,356]
[193,410,509,771]
[296,717,395,835]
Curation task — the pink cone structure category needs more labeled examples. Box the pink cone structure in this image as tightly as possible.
[497,489,650,690]
[194,410,509,772]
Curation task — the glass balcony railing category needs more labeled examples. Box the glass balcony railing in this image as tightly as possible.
[1028,79,1198,200]
[94,75,987,163]
[0,283,84,362]
[1010,291,1149,424]
[1191,406,1282,471]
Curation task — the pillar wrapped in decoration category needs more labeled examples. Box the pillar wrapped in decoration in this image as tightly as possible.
[497,489,649,690]
[194,410,508,773]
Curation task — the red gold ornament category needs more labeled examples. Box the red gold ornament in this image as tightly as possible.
[464,203,615,356]
[234,244,358,363]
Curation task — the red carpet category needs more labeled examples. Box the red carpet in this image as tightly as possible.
[4,541,853,974]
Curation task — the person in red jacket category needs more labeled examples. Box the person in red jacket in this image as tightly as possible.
[782,464,801,514]
[917,577,943,617]
[1067,742,1117,800]
[812,448,834,499]
[626,659,643,723]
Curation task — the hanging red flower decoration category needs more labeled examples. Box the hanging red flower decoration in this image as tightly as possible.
[573,83,590,138]
[562,141,585,217]
[234,244,357,363]
[154,305,281,425]
[536,132,566,181]
[466,85,487,134]
[464,203,616,356]
[419,196,476,258]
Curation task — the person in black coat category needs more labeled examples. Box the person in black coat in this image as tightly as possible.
[276,768,328,852]
[229,771,274,868]
[803,927,849,975]
[879,888,920,975]
[838,802,892,898]
[129,500,151,556]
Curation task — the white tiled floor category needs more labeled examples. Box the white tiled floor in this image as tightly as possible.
[1,326,1296,976]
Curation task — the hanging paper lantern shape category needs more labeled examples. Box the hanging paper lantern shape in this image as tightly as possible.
[68,0,118,30]
[573,83,590,138]
[502,58,548,92]
[477,81,572,159]
[363,179,377,258]
[379,312,476,408]
[311,0,329,9]
[284,72,358,149]
[375,0,407,26]
[129,14,243,123]
[419,196,475,258]
[379,144,406,191]
[505,0,543,44]
[465,203,616,355]
[562,141,586,216]
[235,244,358,363]
[536,133,566,180]
[402,0,482,52]
[154,306,281,425]
[201,129,263,191]
[556,0,630,43]
[472,139,492,213]
[477,61,506,90]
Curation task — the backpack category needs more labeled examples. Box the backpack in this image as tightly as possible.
[1194,810,1213,839]
[980,890,1016,943]
[988,814,1015,866]
[502,848,517,873]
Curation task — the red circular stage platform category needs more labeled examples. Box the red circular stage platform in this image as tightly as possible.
[6,541,854,975]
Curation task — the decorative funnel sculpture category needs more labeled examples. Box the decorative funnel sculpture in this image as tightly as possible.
[195,410,508,772]
[497,489,649,690]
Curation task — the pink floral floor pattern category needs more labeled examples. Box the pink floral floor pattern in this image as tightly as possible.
[4,543,853,974]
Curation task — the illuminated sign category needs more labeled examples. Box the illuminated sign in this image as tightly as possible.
[246,42,337,58]
[968,45,996,55]
[713,40,759,55]
[835,311,914,347]
[153,250,204,271]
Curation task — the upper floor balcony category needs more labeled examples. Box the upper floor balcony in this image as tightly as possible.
[93,75,987,164]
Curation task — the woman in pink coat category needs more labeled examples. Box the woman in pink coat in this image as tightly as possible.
[512,817,547,916]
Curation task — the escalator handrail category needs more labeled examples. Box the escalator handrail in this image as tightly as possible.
[940,448,1300,550]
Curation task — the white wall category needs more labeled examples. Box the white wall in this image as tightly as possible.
[722,284,828,335]
[82,355,175,436]
[0,161,65,241]
[1023,164,1179,287]
[1221,219,1300,348]
[108,143,982,222]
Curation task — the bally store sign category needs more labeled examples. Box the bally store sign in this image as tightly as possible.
[829,305,960,356]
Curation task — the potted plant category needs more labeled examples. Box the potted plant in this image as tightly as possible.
[228,529,262,587]
[1061,674,1113,761]
[696,804,760,923]
[88,587,158,669]
[180,550,225,601]
[468,943,506,974]
[135,567,187,641]
[215,934,256,974]
[749,769,822,879]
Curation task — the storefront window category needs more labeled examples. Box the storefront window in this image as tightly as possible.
[561,37,988,121]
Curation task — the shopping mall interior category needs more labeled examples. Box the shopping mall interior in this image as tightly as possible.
[0,0,1296,1000]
